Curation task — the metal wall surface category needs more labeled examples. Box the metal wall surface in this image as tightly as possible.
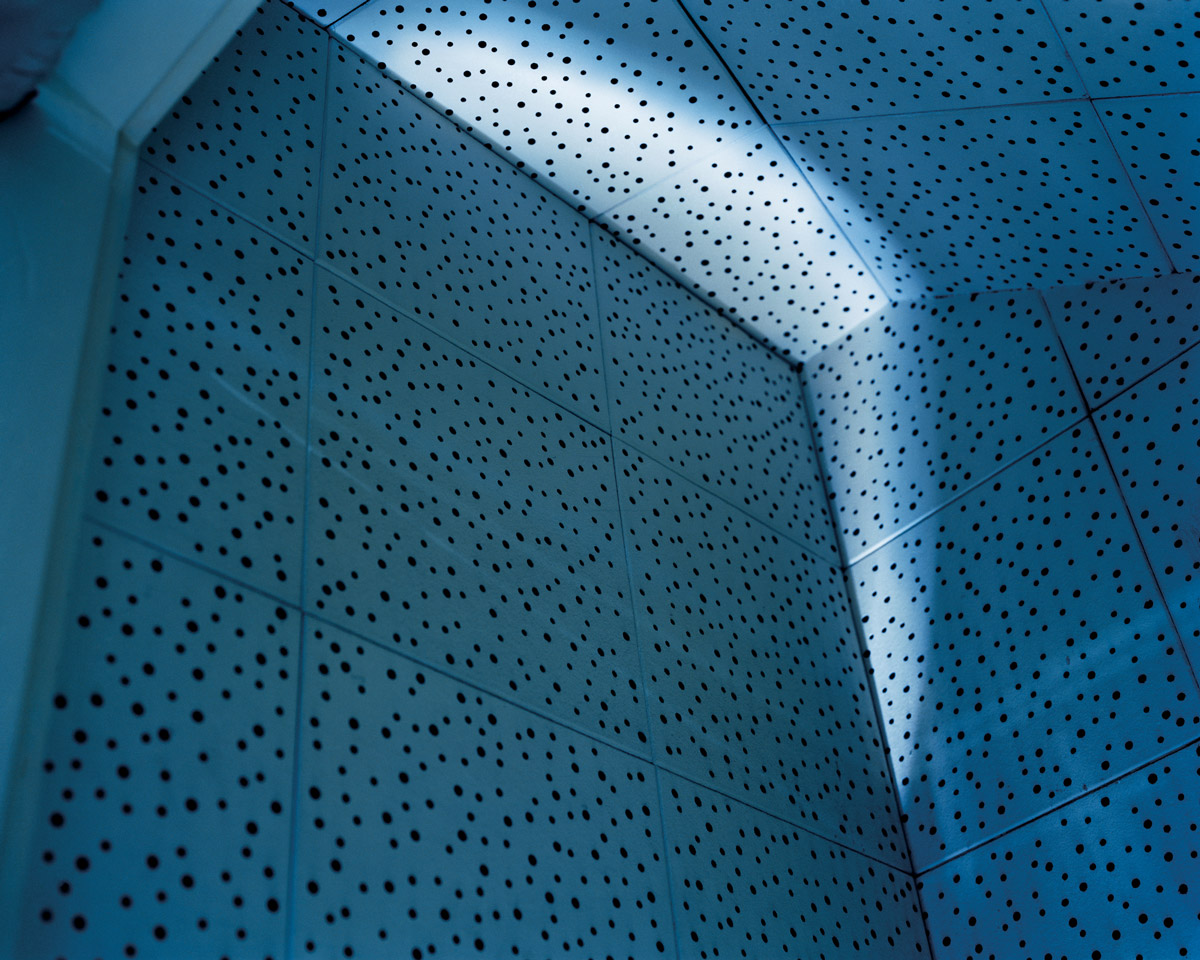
[9,4,926,956]
[807,274,1200,958]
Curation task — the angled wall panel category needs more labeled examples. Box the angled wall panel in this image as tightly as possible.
[87,168,312,602]
[661,773,928,960]
[851,423,1200,869]
[804,291,1085,560]
[920,739,1200,960]
[1097,349,1200,651]
[320,44,609,426]
[1043,272,1200,409]
[142,1,328,254]
[294,621,676,959]
[595,230,839,560]
[617,448,906,865]
[1099,93,1200,271]
[304,273,646,749]
[17,527,298,960]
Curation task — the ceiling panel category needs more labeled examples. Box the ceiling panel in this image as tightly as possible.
[779,101,1171,300]
[804,290,1084,560]
[1043,271,1200,409]
[1043,0,1200,98]
[921,741,1200,960]
[600,130,886,354]
[852,422,1199,868]
[334,0,761,216]
[1096,349,1200,649]
[680,0,1084,123]
[1099,92,1200,271]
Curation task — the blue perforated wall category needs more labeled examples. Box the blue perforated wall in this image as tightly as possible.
[10,4,927,957]
[805,274,1200,959]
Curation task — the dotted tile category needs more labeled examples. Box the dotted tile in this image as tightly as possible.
[18,525,298,960]
[852,423,1200,868]
[142,0,327,253]
[617,448,906,865]
[88,167,311,602]
[661,772,928,959]
[779,102,1170,300]
[305,275,646,748]
[680,0,1082,122]
[1044,271,1200,408]
[804,290,1083,560]
[320,43,608,424]
[294,620,675,959]
[595,230,839,558]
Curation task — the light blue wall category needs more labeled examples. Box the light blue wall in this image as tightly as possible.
[11,5,928,957]
[806,275,1200,958]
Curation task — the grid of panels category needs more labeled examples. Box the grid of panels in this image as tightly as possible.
[18,525,298,960]
[680,0,1083,123]
[334,0,760,215]
[305,273,645,748]
[42,0,1200,955]
[1044,0,1200,97]
[617,447,906,865]
[294,621,675,960]
[1043,271,1200,408]
[141,1,328,253]
[87,168,311,602]
[599,132,886,353]
[594,230,839,559]
[921,739,1200,960]
[1099,93,1200,271]
[1096,350,1200,650]
[320,43,609,425]
[804,290,1084,560]
[852,423,1200,869]
[779,102,1171,300]
[660,773,927,960]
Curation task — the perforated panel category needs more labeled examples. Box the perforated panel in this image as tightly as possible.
[920,738,1200,960]
[595,230,838,557]
[19,525,297,960]
[1097,350,1200,649]
[1044,0,1200,97]
[680,0,1082,123]
[779,103,1170,300]
[617,447,906,865]
[600,132,886,353]
[294,621,675,959]
[660,773,927,960]
[88,168,311,602]
[141,1,327,253]
[1043,271,1200,408]
[1099,93,1200,271]
[283,0,364,25]
[804,291,1083,560]
[852,423,1200,869]
[306,274,645,748]
[320,43,608,425]
[334,0,760,215]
